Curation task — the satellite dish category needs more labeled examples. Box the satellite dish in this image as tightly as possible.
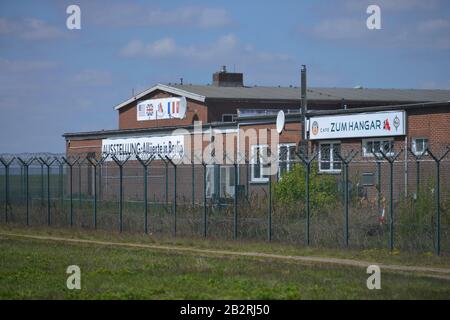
[178,97,187,119]
[276,110,285,134]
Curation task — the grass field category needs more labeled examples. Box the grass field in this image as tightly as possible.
[0,225,450,299]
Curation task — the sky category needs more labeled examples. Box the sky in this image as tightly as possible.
[0,0,449,153]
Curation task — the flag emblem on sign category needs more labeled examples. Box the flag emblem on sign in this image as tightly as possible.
[383,119,391,131]
[146,104,154,116]
[167,100,180,117]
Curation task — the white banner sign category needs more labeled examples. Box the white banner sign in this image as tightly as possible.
[309,110,406,140]
[102,135,185,160]
[137,97,187,121]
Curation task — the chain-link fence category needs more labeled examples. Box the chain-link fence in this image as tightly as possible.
[1,146,449,255]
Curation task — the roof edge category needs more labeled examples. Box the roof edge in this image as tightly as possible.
[113,84,206,110]
[307,101,450,116]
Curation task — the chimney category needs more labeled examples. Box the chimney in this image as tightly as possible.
[301,65,307,117]
[300,65,308,156]
[212,65,243,87]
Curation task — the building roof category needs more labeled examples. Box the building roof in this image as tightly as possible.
[65,101,450,139]
[114,83,450,110]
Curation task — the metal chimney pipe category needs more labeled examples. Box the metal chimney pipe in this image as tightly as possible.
[301,65,308,153]
[301,65,307,115]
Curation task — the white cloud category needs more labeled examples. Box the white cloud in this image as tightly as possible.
[344,0,442,12]
[0,58,58,72]
[299,15,450,50]
[121,38,177,58]
[307,18,367,40]
[120,34,292,64]
[87,4,231,29]
[145,7,231,28]
[72,70,113,86]
[417,19,450,34]
[0,17,63,40]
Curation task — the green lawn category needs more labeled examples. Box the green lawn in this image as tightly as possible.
[0,226,450,299]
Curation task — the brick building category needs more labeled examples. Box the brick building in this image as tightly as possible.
[63,68,450,202]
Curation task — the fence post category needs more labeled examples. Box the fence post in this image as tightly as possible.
[39,157,57,226]
[62,157,79,227]
[165,155,178,237]
[98,162,103,202]
[17,157,36,226]
[335,151,358,247]
[295,151,318,246]
[87,155,107,230]
[407,148,426,200]
[378,150,402,252]
[40,162,44,208]
[233,160,238,240]
[93,164,97,229]
[53,157,64,221]
[191,159,195,208]
[24,162,29,225]
[136,154,154,234]
[201,160,207,238]
[164,161,169,207]
[245,158,249,198]
[111,155,130,233]
[0,158,14,223]
[268,170,272,242]
[59,161,63,212]
[376,161,381,210]
[426,148,450,256]
[77,159,85,218]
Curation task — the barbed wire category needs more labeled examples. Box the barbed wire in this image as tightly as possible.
[1,145,450,167]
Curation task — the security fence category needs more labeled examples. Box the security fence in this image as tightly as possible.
[1,146,450,255]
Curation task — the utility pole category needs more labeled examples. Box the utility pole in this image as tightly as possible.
[301,65,308,156]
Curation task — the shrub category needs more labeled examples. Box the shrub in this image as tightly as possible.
[273,163,339,208]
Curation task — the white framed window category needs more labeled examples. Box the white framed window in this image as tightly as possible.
[250,144,270,183]
[205,165,218,199]
[220,166,235,198]
[278,143,296,179]
[319,142,341,173]
[412,137,429,156]
[362,138,394,157]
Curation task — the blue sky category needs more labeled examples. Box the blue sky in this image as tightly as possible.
[0,0,449,153]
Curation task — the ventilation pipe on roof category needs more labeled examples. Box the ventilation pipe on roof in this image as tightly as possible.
[301,65,308,154]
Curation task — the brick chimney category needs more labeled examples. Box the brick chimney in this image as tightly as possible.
[212,65,243,87]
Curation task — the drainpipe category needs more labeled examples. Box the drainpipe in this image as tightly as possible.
[404,135,408,197]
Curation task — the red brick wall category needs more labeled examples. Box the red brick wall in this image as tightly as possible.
[66,139,102,157]
[118,90,208,129]
[408,106,450,147]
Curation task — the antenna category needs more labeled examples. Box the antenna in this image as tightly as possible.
[276,110,285,134]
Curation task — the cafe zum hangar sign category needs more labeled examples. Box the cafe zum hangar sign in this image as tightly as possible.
[308,110,406,140]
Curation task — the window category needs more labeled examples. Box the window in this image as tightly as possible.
[205,165,218,199]
[222,114,236,122]
[220,166,235,198]
[412,138,428,156]
[361,172,375,186]
[319,142,341,173]
[363,139,394,157]
[278,143,296,179]
[251,145,270,182]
